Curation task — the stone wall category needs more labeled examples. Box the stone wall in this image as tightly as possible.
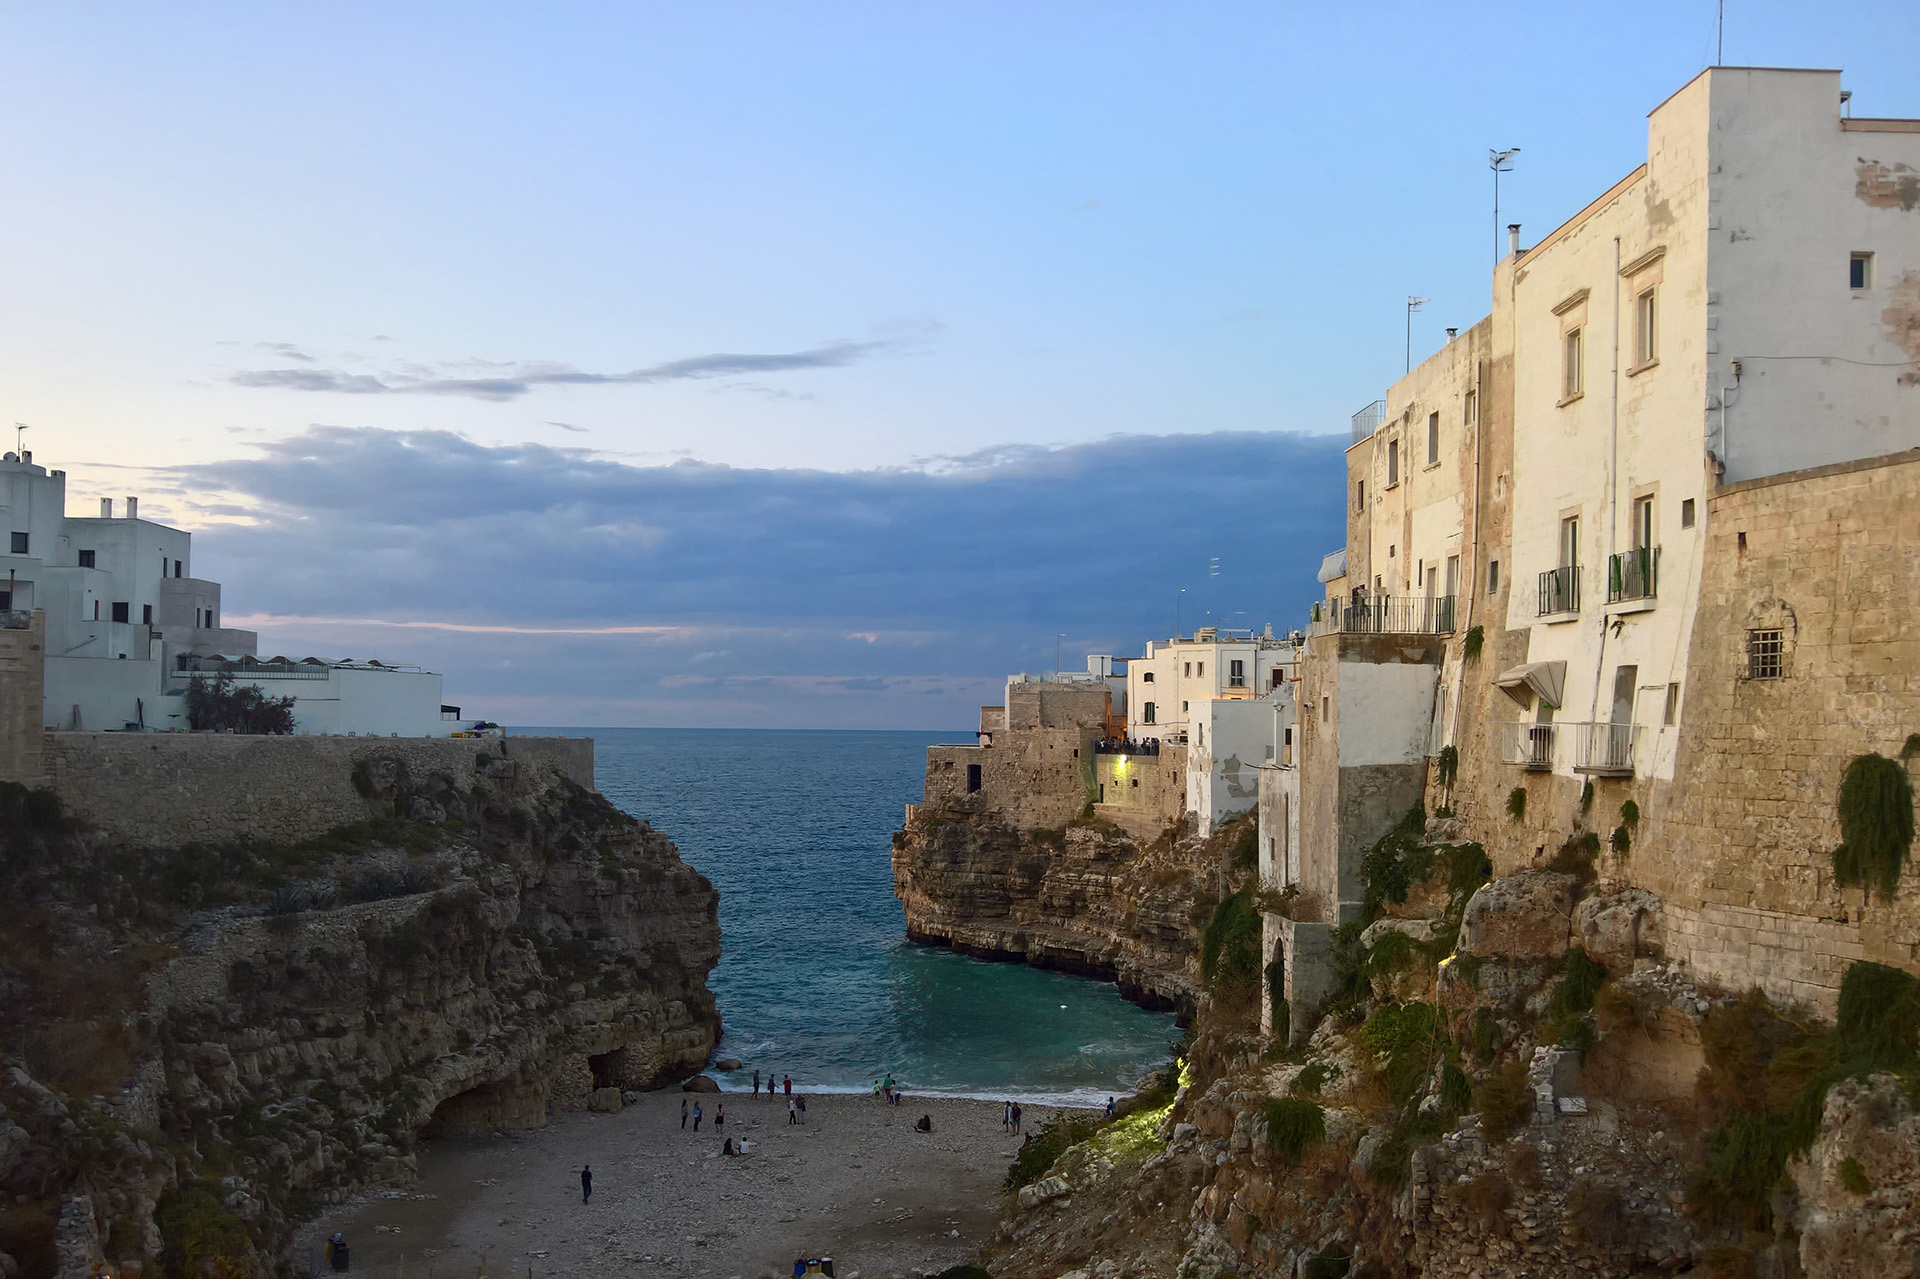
[1093,745,1185,841]
[0,610,45,784]
[41,732,594,848]
[921,683,1107,831]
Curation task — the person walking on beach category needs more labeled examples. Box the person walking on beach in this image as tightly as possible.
[784,1074,792,1096]
[1011,1103,1023,1135]
[580,1164,592,1203]
[681,1098,689,1129]
[715,1104,725,1132]
[1002,1101,1012,1133]
[753,1069,762,1095]
[692,1102,703,1132]
[788,1097,799,1125]
[1105,1096,1116,1120]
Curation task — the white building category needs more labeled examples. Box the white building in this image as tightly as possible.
[1125,627,1297,742]
[0,450,464,736]
[1186,681,1296,837]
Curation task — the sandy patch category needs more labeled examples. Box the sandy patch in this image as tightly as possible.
[298,1091,1079,1278]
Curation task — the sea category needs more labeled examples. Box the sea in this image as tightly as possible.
[528,727,1180,1105]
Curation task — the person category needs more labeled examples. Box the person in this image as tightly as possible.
[692,1102,703,1132]
[754,1069,762,1095]
[797,1093,807,1121]
[681,1097,689,1129]
[1002,1101,1012,1134]
[715,1103,725,1132]
[914,1114,932,1133]
[872,1079,883,1099]
[784,1074,792,1096]
[1011,1103,1022,1135]
[1105,1096,1116,1120]
[788,1097,799,1125]
[326,1233,349,1272]
[580,1164,592,1203]
[723,1136,736,1156]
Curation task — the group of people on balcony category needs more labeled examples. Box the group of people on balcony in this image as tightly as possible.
[1094,736,1161,756]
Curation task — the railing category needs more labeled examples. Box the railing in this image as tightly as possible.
[1569,722,1640,776]
[1498,721,1558,770]
[1351,399,1386,444]
[1538,565,1580,616]
[1094,739,1161,756]
[1608,546,1660,603]
[171,664,331,681]
[1311,594,1456,636]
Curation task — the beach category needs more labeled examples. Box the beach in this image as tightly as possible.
[299,1090,1084,1278]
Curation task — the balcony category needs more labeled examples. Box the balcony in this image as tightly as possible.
[1351,399,1386,445]
[1311,594,1456,637]
[1569,722,1640,777]
[1538,565,1580,616]
[1498,722,1558,771]
[1607,546,1660,604]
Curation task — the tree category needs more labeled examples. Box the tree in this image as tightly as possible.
[184,673,297,734]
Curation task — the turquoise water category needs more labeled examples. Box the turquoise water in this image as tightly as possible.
[534,727,1179,1103]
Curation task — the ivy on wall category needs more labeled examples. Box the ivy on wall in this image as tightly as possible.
[1832,752,1914,901]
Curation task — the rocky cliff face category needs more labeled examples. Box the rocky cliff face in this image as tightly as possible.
[893,810,1237,1014]
[0,751,718,1279]
[982,821,1920,1279]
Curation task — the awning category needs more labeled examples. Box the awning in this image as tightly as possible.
[1317,549,1349,584]
[1494,660,1567,710]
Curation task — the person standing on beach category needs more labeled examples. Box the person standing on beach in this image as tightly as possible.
[1011,1103,1022,1135]
[1002,1101,1012,1133]
[797,1094,807,1122]
[580,1164,592,1203]
[1105,1097,1116,1120]
[784,1075,792,1096]
[753,1070,762,1095]
[693,1102,703,1132]
[715,1103,725,1132]
[788,1097,798,1125]
[681,1098,689,1129]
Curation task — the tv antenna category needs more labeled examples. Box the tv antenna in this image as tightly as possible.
[1406,297,1429,373]
[13,423,26,455]
[1716,0,1724,66]
[1489,148,1521,267]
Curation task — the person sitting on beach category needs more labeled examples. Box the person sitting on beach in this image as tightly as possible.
[723,1137,736,1156]
[914,1114,932,1133]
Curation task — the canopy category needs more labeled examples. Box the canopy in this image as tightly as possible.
[1494,660,1567,710]
[1316,549,1349,584]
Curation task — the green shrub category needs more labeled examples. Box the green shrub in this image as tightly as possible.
[1201,890,1263,995]
[1611,824,1632,855]
[1832,752,1914,899]
[1435,745,1459,791]
[1359,806,1433,916]
[1462,626,1484,663]
[1542,947,1607,1055]
[1838,1157,1872,1195]
[1446,843,1492,907]
[1004,1117,1101,1189]
[156,1180,252,1278]
[1474,1060,1534,1142]
[1261,1097,1326,1165]
[1836,960,1920,1069]
[1579,781,1594,817]
[1357,1002,1441,1103]
[1229,819,1259,873]
[1469,1007,1500,1063]
[1303,1249,1351,1279]
[185,672,296,734]
[1506,787,1527,822]
[1290,1059,1334,1097]
[1265,954,1290,1042]
[1620,798,1641,828]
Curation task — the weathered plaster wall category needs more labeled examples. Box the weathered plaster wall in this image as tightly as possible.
[0,610,46,783]
[1094,745,1185,840]
[41,732,594,848]
[922,683,1107,830]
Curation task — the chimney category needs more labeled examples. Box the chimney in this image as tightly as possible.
[101,498,113,518]
[1508,223,1522,256]
[126,496,137,520]
[1446,327,1458,340]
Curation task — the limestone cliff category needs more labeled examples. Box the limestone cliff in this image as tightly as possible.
[892,810,1239,1015]
[0,747,718,1279]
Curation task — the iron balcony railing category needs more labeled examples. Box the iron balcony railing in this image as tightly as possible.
[1569,722,1640,777]
[1498,722,1557,771]
[1351,399,1386,445]
[1608,546,1660,603]
[1538,565,1580,616]
[1311,594,1456,636]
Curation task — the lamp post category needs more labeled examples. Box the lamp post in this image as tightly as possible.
[1176,588,1186,640]
[1406,296,1429,373]
[1056,633,1066,678]
[1490,147,1521,267]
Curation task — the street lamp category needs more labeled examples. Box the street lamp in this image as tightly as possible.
[1176,588,1186,640]
[1490,147,1521,267]
[1406,296,1429,373]
[1056,633,1067,678]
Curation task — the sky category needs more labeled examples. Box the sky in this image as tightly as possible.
[2,3,1915,728]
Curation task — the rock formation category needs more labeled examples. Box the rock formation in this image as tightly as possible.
[0,748,718,1278]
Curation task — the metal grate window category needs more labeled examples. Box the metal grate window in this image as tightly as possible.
[1747,629,1784,680]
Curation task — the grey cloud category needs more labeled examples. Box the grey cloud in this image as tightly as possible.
[256,341,315,361]
[229,340,891,402]
[547,421,590,433]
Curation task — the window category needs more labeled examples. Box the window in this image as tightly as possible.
[1635,289,1657,365]
[1632,496,1655,550]
[1559,516,1581,567]
[1356,480,1365,511]
[78,549,96,568]
[1198,724,1205,747]
[1426,412,1440,465]
[1487,559,1501,595]
[1270,667,1284,690]
[207,607,215,628]
[142,604,152,625]
[0,591,8,610]
[1747,629,1784,680]
[1321,696,1329,720]
[1563,327,1584,399]
[1387,438,1400,486]
[174,559,183,578]
[1183,662,1191,677]
[1664,683,1681,726]
[1464,389,1478,424]
[1681,498,1696,529]
[1182,701,1189,713]
[1850,252,1874,290]
[1141,671,1154,683]
[1229,659,1245,688]
[1142,701,1156,725]
[966,763,982,793]
[8,532,26,554]
[93,600,100,620]
[1196,661,1204,677]
[111,602,130,623]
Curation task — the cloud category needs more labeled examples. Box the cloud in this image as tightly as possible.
[547,421,590,434]
[229,340,893,402]
[255,341,315,361]
[166,426,1347,727]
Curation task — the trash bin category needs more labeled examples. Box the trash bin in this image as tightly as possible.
[328,1234,350,1272]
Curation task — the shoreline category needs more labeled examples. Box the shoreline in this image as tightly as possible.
[299,1091,1076,1279]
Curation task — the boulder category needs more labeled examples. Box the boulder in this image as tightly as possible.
[1790,1074,1920,1279]
[1576,889,1663,972]
[1458,872,1577,960]
[1016,1175,1071,1210]
[681,1075,721,1093]
[587,1087,624,1113]
[713,1057,742,1071]
[1359,917,1449,950]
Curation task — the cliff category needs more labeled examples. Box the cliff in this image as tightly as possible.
[893,809,1242,1015]
[0,744,718,1279]
[981,818,1920,1279]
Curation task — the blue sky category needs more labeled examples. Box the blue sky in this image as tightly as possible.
[2,3,1915,726]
